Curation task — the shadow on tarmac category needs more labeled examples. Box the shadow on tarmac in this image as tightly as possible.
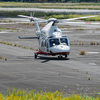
[38,56,70,63]
[17,56,70,63]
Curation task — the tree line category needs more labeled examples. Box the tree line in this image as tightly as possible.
[1,0,99,2]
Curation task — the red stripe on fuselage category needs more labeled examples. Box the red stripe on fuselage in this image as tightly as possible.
[34,49,70,55]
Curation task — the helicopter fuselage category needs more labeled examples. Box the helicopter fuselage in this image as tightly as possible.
[35,23,70,58]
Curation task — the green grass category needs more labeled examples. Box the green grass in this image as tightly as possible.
[90,42,95,45]
[1,2,100,10]
[0,56,2,59]
[0,88,99,100]
[23,46,26,49]
[0,11,30,17]
[88,76,91,80]
[0,2,100,21]
[7,42,10,45]
[75,28,84,31]
[17,45,20,47]
[4,57,7,61]
[39,5,100,10]
[0,28,7,30]
[35,48,39,51]
[49,14,100,21]
[30,47,34,50]
[9,43,12,45]
[0,10,100,21]
[3,41,6,44]
[14,43,17,46]
[97,42,100,45]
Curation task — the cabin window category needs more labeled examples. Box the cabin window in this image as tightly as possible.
[44,40,46,47]
[49,38,60,47]
[41,41,44,47]
[60,38,68,45]
[46,42,48,48]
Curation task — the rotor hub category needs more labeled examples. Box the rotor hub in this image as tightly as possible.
[48,18,59,24]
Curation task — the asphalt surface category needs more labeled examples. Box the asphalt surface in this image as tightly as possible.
[0,8,100,14]
[0,18,100,95]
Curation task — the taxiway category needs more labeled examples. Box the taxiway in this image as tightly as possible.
[0,18,100,95]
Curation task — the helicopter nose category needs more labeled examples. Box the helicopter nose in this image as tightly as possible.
[60,45,70,52]
[50,45,70,53]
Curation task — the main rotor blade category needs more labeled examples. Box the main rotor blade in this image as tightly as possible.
[62,15,97,21]
[18,15,32,18]
[61,21,100,25]
[0,21,47,25]
[18,15,46,22]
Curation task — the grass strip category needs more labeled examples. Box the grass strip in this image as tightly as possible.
[0,10,100,21]
[1,2,100,10]
[0,88,99,100]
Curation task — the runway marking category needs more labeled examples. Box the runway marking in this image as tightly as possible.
[87,52,99,54]
[62,31,72,32]
[0,32,9,33]
[89,63,96,66]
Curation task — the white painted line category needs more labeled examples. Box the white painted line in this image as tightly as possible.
[89,63,97,66]
[0,23,16,24]
[0,32,9,33]
[62,31,72,32]
[87,52,99,54]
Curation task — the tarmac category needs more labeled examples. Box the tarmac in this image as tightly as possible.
[0,17,100,95]
[0,8,100,14]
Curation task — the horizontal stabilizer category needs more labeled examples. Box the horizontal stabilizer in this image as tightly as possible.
[18,36,39,39]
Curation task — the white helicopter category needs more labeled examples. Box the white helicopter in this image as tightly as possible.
[18,13,97,59]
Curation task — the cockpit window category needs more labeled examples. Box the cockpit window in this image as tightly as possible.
[60,38,68,45]
[49,38,60,47]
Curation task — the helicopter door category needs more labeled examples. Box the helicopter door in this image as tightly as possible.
[40,40,45,52]
[46,41,49,52]
[45,40,49,53]
[44,40,47,53]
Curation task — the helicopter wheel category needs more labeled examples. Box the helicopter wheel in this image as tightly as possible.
[65,54,67,58]
[58,55,62,59]
[34,53,38,59]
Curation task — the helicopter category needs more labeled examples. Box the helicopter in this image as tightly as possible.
[17,13,97,59]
